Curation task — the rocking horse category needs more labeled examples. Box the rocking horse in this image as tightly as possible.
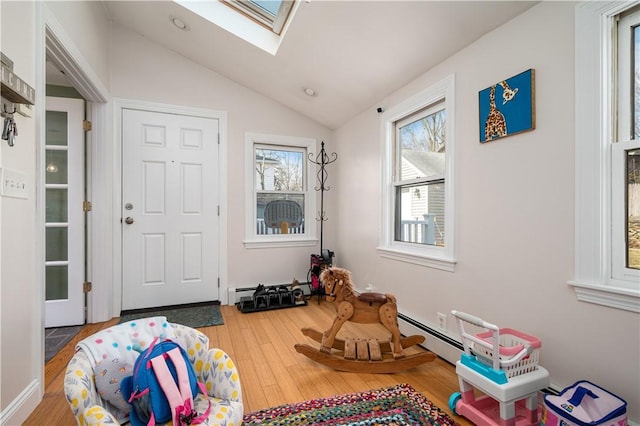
[294,267,436,373]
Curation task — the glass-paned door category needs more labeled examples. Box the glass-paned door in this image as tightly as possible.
[44,97,85,327]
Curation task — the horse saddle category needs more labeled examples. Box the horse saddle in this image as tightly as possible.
[357,292,387,305]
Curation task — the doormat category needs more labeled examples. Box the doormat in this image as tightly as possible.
[45,325,83,363]
[242,383,457,425]
[119,301,223,328]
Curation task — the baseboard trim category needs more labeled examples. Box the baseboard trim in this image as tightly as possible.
[0,379,41,426]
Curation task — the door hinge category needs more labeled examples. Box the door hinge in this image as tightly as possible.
[83,120,92,132]
[83,281,92,293]
[217,133,220,145]
[83,200,92,212]
[217,205,220,216]
[217,277,220,288]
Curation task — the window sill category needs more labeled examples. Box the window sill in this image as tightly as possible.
[568,280,640,313]
[377,247,456,272]
[244,237,317,249]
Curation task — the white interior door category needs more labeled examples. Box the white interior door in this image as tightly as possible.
[45,97,85,327]
[121,108,219,310]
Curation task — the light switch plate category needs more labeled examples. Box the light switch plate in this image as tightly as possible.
[0,167,29,199]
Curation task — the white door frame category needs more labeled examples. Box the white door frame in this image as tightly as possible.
[113,98,229,315]
[34,2,111,410]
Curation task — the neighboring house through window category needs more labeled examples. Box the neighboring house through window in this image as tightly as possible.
[573,1,640,312]
[379,75,456,271]
[244,133,317,248]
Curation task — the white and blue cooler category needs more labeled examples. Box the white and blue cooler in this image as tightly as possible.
[542,380,627,426]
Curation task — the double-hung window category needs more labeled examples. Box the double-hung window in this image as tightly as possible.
[244,133,317,248]
[573,2,640,312]
[613,7,640,280]
[379,75,456,271]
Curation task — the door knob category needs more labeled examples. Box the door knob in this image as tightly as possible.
[125,217,134,224]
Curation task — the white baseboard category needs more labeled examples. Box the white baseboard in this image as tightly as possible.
[0,380,41,426]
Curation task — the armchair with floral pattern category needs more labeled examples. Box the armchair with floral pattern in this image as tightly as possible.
[63,317,243,426]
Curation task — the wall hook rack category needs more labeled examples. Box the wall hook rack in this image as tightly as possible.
[2,52,36,147]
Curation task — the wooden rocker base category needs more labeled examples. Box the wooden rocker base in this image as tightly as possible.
[295,327,436,373]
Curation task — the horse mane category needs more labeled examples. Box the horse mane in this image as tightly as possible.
[327,267,357,301]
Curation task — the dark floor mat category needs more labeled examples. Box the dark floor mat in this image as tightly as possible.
[119,302,223,328]
[45,325,83,363]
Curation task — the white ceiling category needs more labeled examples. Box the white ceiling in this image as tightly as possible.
[97,1,537,130]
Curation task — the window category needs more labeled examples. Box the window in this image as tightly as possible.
[222,0,294,35]
[572,1,640,312]
[174,0,298,55]
[244,133,317,248]
[395,103,446,246]
[379,75,455,271]
[613,8,640,280]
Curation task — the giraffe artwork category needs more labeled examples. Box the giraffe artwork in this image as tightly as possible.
[479,69,535,143]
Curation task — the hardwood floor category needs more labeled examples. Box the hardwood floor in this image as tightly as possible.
[24,301,473,425]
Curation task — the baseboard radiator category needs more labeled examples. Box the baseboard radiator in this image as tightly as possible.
[397,312,463,365]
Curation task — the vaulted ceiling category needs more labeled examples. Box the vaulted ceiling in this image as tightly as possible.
[97,1,537,129]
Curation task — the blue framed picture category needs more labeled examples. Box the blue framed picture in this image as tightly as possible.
[479,69,535,143]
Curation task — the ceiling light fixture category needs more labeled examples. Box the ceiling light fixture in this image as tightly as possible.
[170,16,190,31]
[303,87,317,97]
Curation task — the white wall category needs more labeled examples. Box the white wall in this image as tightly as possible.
[334,1,639,422]
[0,1,39,424]
[1,2,111,423]
[109,25,334,293]
[44,1,111,91]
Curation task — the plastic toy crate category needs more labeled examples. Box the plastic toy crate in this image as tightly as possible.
[471,327,541,378]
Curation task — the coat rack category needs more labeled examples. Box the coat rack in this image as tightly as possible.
[308,141,337,253]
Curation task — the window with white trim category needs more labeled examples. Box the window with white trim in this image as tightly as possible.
[572,1,640,312]
[379,75,456,271]
[614,7,640,279]
[244,133,317,248]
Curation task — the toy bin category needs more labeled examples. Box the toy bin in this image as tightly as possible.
[472,328,541,379]
[542,380,627,426]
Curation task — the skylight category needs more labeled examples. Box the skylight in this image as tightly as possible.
[224,1,295,35]
[174,0,298,55]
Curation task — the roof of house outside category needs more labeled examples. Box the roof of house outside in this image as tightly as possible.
[402,150,445,179]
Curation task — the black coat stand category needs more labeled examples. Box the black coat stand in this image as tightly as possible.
[308,141,337,254]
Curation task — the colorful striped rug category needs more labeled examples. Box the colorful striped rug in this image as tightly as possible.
[242,383,457,425]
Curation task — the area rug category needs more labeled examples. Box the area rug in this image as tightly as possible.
[118,302,223,328]
[242,383,457,425]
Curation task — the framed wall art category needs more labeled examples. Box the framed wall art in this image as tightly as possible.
[479,68,535,143]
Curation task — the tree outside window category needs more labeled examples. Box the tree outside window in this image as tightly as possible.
[255,146,305,235]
